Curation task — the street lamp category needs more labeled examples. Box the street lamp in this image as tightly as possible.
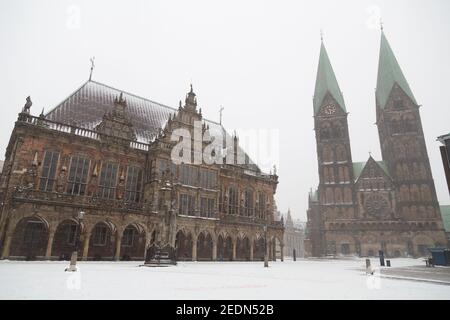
[65,210,85,272]
[264,224,269,268]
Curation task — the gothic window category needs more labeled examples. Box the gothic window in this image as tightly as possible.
[325,188,334,204]
[393,99,404,109]
[333,122,346,139]
[420,185,431,201]
[338,167,344,183]
[410,185,420,201]
[122,227,135,247]
[322,146,333,162]
[180,165,198,186]
[179,194,196,216]
[257,192,267,219]
[97,162,118,199]
[244,189,254,217]
[400,185,410,202]
[320,122,332,140]
[335,188,343,204]
[343,187,352,204]
[200,197,215,218]
[39,150,60,192]
[336,145,347,162]
[228,187,238,215]
[125,166,143,202]
[343,167,350,182]
[66,155,90,195]
[199,168,217,189]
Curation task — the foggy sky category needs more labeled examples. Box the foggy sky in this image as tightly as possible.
[1,0,449,221]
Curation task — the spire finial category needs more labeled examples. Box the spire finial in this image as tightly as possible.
[219,105,224,125]
[190,83,193,93]
[89,57,95,81]
[320,29,324,42]
[380,18,384,32]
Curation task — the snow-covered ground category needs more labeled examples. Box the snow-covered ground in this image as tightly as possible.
[0,258,448,299]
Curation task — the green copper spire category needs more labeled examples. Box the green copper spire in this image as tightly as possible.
[313,41,346,115]
[376,31,417,109]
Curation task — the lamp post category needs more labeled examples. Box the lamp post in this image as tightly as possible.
[264,224,269,268]
[65,210,85,272]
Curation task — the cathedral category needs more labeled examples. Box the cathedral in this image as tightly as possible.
[0,81,283,261]
[304,30,448,258]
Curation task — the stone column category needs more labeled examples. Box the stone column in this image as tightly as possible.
[82,232,91,261]
[232,239,237,261]
[212,239,217,261]
[192,238,197,261]
[114,233,122,261]
[249,240,254,261]
[45,227,56,259]
[0,234,12,259]
[268,240,273,261]
[272,241,276,262]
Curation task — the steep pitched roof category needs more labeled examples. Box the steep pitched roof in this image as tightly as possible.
[313,42,346,115]
[440,205,450,232]
[45,80,261,172]
[353,158,390,181]
[376,31,417,109]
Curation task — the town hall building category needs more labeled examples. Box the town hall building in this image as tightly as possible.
[0,81,283,261]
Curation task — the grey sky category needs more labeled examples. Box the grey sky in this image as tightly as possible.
[1,0,449,221]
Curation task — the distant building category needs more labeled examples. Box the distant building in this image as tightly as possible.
[283,209,305,258]
[440,206,450,248]
[437,133,450,195]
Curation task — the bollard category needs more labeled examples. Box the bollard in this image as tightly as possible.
[365,258,373,275]
[293,249,296,262]
[386,260,391,267]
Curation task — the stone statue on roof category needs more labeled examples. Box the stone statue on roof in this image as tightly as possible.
[22,96,32,114]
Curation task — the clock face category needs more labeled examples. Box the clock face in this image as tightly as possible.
[323,104,337,115]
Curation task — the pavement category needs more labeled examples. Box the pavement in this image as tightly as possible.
[379,264,450,285]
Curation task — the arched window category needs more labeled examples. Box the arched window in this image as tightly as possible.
[420,185,431,201]
[322,146,333,163]
[244,189,254,217]
[325,188,334,204]
[335,188,343,204]
[344,187,352,204]
[336,145,347,162]
[228,186,238,215]
[256,192,267,219]
[320,122,332,140]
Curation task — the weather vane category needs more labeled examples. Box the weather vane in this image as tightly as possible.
[320,29,323,41]
[89,56,95,81]
[380,18,384,31]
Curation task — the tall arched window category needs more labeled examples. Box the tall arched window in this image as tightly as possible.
[322,146,333,163]
[256,192,267,219]
[228,186,238,215]
[336,145,347,162]
[244,189,254,217]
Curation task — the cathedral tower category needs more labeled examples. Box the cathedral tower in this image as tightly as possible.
[313,40,357,254]
[376,31,442,226]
